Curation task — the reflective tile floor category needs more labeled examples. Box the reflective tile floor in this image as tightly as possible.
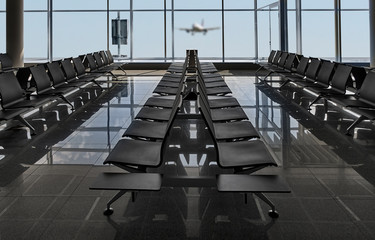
[0,70,374,240]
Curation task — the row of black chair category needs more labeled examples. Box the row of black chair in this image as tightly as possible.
[0,50,122,135]
[258,50,374,135]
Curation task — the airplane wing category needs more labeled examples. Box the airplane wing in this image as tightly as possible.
[204,27,220,31]
[179,28,192,32]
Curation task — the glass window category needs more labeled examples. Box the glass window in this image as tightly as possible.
[301,0,333,9]
[0,13,5,53]
[0,0,4,11]
[341,0,369,9]
[24,12,48,61]
[133,12,164,58]
[224,0,254,9]
[53,12,107,58]
[109,0,130,10]
[53,0,106,10]
[174,11,222,59]
[288,10,296,53]
[133,0,163,10]
[257,9,279,59]
[174,0,221,10]
[341,11,369,62]
[258,0,278,9]
[224,11,254,59]
[109,11,130,59]
[302,11,335,59]
[25,0,47,10]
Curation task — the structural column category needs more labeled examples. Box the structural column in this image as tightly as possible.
[370,0,375,67]
[6,0,24,67]
[279,0,288,51]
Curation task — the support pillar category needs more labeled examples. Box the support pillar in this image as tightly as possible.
[6,0,24,67]
[370,0,375,67]
[279,0,288,51]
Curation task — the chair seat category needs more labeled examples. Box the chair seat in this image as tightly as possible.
[136,107,173,121]
[124,120,168,140]
[208,97,240,109]
[206,87,232,95]
[103,139,162,167]
[153,86,180,95]
[214,121,259,140]
[144,97,175,108]
[217,140,276,168]
[211,107,248,122]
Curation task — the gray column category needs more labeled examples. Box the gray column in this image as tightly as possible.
[279,0,288,51]
[334,0,342,62]
[370,0,375,67]
[296,0,302,54]
[6,0,24,67]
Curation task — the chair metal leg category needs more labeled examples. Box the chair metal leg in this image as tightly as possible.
[15,115,36,135]
[254,192,279,218]
[308,95,322,110]
[346,115,367,135]
[278,79,290,90]
[104,190,127,216]
[118,65,127,75]
[58,95,75,110]
[109,71,119,80]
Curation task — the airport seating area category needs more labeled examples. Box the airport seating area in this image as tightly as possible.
[256,50,374,136]
[90,50,290,218]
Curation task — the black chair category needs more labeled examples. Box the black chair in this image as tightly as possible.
[29,65,75,110]
[0,53,14,72]
[46,61,86,89]
[0,72,51,134]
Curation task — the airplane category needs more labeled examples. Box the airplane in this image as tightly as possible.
[179,20,220,35]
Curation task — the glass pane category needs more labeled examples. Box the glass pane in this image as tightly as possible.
[224,0,254,9]
[53,12,107,58]
[24,12,47,61]
[53,0,106,10]
[110,0,130,10]
[0,0,4,11]
[25,0,47,10]
[133,0,163,10]
[342,11,369,62]
[0,13,5,53]
[109,11,130,59]
[174,11,222,59]
[133,12,164,58]
[174,0,221,10]
[258,0,278,9]
[288,0,296,9]
[301,0,333,9]
[257,9,272,59]
[288,10,296,53]
[341,0,369,9]
[224,11,254,58]
[302,11,335,59]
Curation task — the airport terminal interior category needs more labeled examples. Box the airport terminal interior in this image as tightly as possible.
[0,1,375,240]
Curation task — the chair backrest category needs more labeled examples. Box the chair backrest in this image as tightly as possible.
[100,51,109,65]
[295,57,310,76]
[315,60,335,87]
[46,62,67,87]
[304,58,321,81]
[61,59,77,81]
[86,54,98,71]
[93,52,105,68]
[0,72,25,108]
[357,71,375,107]
[29,65,53,94]
[272,51,282,65]
[283,53,297,71]
[0,54,13,70]
[329,64,352,94]
[267,50,276,63]
[72,57,87,77]
[106,50,114,64]
[351,66,367,90]
[277,52,289,68]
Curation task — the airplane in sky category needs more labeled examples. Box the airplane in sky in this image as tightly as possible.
[179,20,220,35]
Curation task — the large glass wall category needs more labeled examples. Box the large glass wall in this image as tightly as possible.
[0,0,371,63]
